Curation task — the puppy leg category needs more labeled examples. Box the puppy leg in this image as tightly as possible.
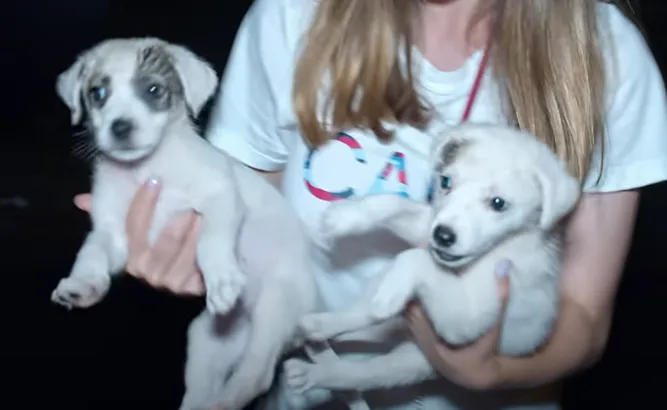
[299,307,377,342]
[215,276,302,410]
[51,228,126,309]
[197,189,247,314]
[284,342,435,394]
[301,250,426,341]
[283,390,334,410]
[273,363,336,410]
[320,194,431,247]
[299,278,381,341]
[180,311,250,410]
[368,248,429,321]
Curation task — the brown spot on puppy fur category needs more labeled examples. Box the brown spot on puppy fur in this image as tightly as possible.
[436,139,470,171]
[133,45,184,112]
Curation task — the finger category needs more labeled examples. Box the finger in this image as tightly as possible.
[126,249,152,279]
[136,213,194,283]
[164,216,205,295]
[407,307,454,372]
[181,273,205,296]
[404,304,429,338]
[73,194,92,212]
[403,300,420,319]
[146,211,197,284]
[494,259,512,303]
[126,178,162,251]
[413,317,436,343]
[405,305,439,345]
[161,266,203,295]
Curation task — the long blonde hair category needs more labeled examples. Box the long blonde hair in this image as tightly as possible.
[293,0,635,181]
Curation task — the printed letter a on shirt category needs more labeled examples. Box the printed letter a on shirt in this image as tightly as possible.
[368,151,408,198]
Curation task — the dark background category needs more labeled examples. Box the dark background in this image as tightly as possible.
[1,1,664,409]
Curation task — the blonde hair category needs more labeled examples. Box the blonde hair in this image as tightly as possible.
[293,0,635,181]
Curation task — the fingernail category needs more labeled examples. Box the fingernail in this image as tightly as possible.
[145,176,161,188]
[495,259,511,278]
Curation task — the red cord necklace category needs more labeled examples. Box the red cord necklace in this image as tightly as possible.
[426,42,490,202]
[459,42,491,123]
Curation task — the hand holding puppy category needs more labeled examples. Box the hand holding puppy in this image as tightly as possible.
[73,178,205,296]
[404,259,512,390]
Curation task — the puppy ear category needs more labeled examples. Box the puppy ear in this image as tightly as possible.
[56,57,87,125]
[164,44,218,116]
[534,149,581,230]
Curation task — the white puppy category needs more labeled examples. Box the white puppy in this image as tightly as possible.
[50,38,317,410]
[282,124,580,400]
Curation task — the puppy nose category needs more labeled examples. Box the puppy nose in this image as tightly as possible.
[110,118,134,140]
[432,225,456,248]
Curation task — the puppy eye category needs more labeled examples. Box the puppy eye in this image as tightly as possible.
[489,197,508,212]
[147,83,165,97]
[440,175,452,190]
[89,86,107,102]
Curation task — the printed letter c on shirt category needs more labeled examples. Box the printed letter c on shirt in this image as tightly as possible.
[303,132,366,201]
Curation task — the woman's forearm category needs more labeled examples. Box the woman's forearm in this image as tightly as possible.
[492,192,635,390]
[494,296,606,389]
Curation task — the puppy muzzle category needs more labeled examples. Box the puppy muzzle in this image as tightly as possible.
[428,246,471,274]
[429,247,464,263]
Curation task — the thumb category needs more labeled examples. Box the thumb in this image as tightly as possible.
[494,259,512,304]
[73,194,92,212]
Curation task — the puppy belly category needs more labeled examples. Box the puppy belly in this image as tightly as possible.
[236,216,299,305]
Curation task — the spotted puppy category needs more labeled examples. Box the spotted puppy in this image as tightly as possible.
[50,38,317,410]
[283,124,580,402]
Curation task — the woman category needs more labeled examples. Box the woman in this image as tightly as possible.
[76,0,667,409]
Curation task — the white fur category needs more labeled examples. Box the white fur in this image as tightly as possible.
[283,124,581,404]
[50,38,317,410]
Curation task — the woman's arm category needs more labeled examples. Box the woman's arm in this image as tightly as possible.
[490,8,666,389]
[495,189,639,388]
[406,190,640,390]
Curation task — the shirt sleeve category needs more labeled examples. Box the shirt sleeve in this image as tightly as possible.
[205,0,302,171]
[583,6,667,192]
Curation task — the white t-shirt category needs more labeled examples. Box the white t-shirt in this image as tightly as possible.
[207,0,667,409]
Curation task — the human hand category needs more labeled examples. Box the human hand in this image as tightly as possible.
[73,178,205,295]
[404,259,512,390]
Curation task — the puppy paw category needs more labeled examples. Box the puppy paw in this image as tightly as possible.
[214,355,276,410]
[51,275,110,309]
[370,277,413,320]
[282,385,332,410]
[198,245,247,314]
[319,200,370,245]
[282,388,311,410]
[283,358,319,394]
[203,267,246,314]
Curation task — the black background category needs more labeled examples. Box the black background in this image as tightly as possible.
[1,1,664,409]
